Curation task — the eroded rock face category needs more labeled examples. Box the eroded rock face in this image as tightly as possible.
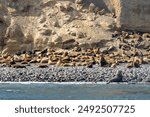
[115,0,150,32]
[0,0,115,54]
[0,0,150,54]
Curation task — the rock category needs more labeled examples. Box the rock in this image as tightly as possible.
[70,31,76,36]
[75,0,83,4]
[76,32,85,38]
[143,78,150,82]
[63,39,76,44]
[55,2,72,11]
[52,21,60,27]
[73,46,81,52]
[40,29,52,36]
[62,39,78,49]
[86,13,96,21]
[115,0,150,32]
[38,15,46,23]
[55,3,66,11]
[52,35,63,44]
[89,3,96,13]
[5,22,24,41]
[99,16,116,30]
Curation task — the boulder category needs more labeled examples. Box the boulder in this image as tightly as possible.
[115,0,150,32]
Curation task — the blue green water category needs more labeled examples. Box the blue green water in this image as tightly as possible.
[0,83,150,100]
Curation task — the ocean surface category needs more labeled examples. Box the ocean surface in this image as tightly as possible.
[0,83,150,100]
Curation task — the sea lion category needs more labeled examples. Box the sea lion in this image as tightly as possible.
[107,70,123,83]
[86,62,93,68]
[37,64,48,68]
[12,64,26,68]
[99,54,108,67]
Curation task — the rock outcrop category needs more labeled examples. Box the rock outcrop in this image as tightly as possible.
[0,0,150,54]
[115,0,150,32]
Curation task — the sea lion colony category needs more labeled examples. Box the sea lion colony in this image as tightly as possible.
[0,0,150,69]
[0,30,150,69]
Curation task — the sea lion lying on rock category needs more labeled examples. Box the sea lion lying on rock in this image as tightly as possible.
[107,70,123,84]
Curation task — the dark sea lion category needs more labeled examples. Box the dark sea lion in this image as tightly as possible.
[107,70,123,83]
[99,54,108,67]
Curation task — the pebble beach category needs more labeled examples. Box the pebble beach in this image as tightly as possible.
[0,64,150,83]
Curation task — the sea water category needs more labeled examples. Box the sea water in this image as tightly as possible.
[0,83,150,100]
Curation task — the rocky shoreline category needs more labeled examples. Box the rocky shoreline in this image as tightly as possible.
[0,64,150,83]
[0,0,150,85]
[0,29,150,83]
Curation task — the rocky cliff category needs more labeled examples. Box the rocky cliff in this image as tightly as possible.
[0,0,149,54]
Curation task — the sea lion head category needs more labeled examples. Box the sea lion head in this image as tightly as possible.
[116,70,122,77]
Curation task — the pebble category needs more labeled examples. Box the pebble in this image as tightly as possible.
[0,64,150,83]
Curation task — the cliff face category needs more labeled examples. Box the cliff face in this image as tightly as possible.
[115,0,150,32]
[0,0,150,54]
[0,0,116,54]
